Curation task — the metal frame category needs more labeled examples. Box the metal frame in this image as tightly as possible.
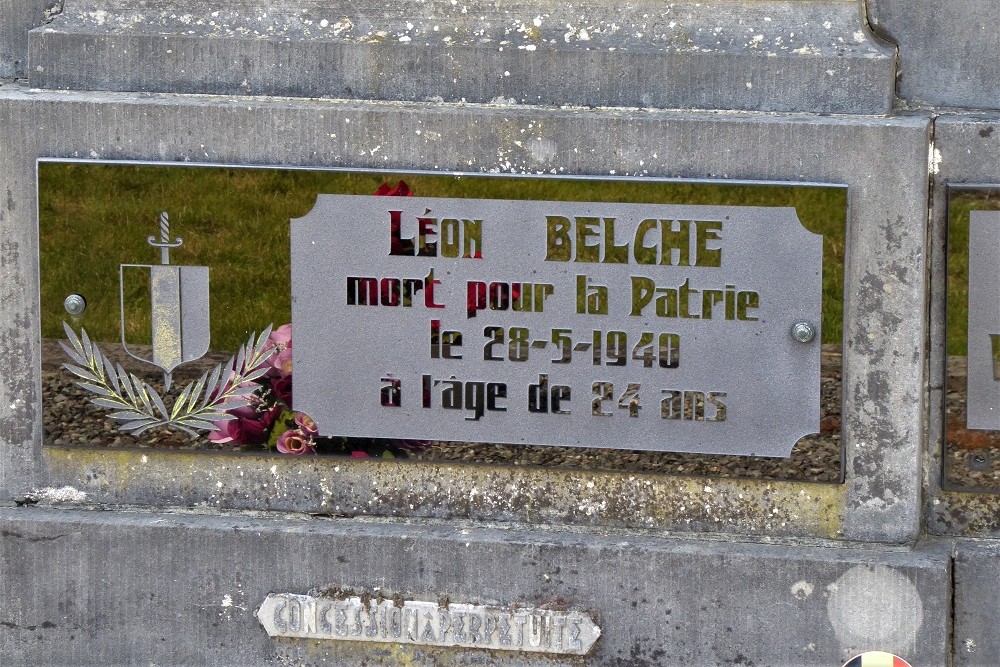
[929,118,1000,536]
[939,184,1000,495]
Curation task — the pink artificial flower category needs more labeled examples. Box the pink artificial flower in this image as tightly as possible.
[208,404,271,446]
[208,403,255,444]
[272,375,293,406]
[264,404,283,426]
[294,412,318,437]
[237,417,270,445]
[229,403,261,421]
[272,348,293,377]
[208,426,235,445]
[276,429,317,455]
[270,323,292,347]
[264,324,293,378]
[209,416,269,446]
[373,181,412,197]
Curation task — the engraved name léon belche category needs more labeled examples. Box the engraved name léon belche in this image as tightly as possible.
[292,193,822,457]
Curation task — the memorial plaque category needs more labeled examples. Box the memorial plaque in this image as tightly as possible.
[256,593,600,655]
[292,197,822,457]
[39,161,844,479]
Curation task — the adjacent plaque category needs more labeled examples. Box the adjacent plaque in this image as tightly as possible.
[292,195,822,457]
[945,189,1000,492]
[966,211,1000,430]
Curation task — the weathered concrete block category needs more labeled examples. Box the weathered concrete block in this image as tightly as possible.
[924,114,1000,538]
[954,539,1000,666]
[0,506,951,666]
[870,0,1000,110]
[28,0,895,113]
[0,0,50,77]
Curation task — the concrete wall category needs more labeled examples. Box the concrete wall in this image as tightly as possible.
[0,506,951,666]
[0,0,998,665]
[870,0,1000,109]
[0,0,49,78]
[27,0,894,113]
[0,87,931,546]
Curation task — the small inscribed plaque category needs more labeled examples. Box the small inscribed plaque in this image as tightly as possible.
[257,593,601,655]
[966,211,1000,429]
[291,196,821,457]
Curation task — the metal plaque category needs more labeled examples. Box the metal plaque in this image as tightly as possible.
[257,593,600,655]
[119,212,211,390]
[967,211,1000,429]
[292,195,822,457]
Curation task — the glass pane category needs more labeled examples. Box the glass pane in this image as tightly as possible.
[39,161,845,482]
[945,187,1000,491]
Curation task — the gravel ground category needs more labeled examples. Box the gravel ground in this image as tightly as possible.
[945,355,1000,491]
[43,340,234,450]
[44,339,844,483]
[42,337,1000,490]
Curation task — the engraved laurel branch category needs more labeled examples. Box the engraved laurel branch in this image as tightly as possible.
[59,322,274,437]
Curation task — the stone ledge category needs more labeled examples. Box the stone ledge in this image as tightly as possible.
[954,540,1000,666]
[28,0,894,113]
[0,506,950,666]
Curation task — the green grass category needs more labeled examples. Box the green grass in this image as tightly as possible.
[39,162,846,351]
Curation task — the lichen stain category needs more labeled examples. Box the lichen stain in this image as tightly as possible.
[0,232,37,472]
[933,489,1000,535]
[274,636,588,666]
[790,580,814,599]
[44,444,846,539]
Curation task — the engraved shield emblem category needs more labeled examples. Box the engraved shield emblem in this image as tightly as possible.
[119,213,211,387]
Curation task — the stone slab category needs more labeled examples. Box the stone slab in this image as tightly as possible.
[0,505,951,666]
[954,540,1000,667]
[0,85,930,544]
[954,539,1000,666]
[28,0,895,113]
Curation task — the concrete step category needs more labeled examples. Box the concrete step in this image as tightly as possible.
[27,0,895,113]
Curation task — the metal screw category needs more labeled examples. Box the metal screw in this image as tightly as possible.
[791,321,816,343]
[63,294,87,317]
[970,452,991,471]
